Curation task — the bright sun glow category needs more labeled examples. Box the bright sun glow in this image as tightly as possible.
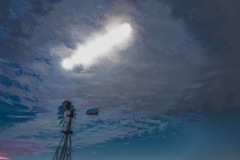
[61,23,132,71]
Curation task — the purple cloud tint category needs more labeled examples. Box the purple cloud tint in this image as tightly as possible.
[0,139,52,154]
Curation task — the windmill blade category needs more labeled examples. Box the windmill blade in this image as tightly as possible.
[61,121,66,129]
[59,118,65,126]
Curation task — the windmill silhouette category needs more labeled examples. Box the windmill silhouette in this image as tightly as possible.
[52,100,75,160]
[51,100,99,160]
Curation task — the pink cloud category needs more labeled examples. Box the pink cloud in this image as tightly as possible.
[0,156,11,160]
[0,139,52,156]
[0,153,11,160]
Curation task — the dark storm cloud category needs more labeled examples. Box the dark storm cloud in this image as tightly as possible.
[160,0,240,54]
[156,0,240,112]
[0,0,62,61]
[0,0,62,37]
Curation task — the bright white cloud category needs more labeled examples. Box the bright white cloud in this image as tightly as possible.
[61,23,132,70]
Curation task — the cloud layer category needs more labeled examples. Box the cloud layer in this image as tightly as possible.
[1,0,240,157]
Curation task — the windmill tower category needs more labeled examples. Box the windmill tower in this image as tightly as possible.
[52,100,75,160]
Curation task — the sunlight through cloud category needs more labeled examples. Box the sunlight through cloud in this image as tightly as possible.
[61,23,133,71]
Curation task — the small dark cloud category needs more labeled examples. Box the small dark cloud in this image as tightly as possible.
[0,74,30,92]
[0,90,21,103]
[0,101,48,128]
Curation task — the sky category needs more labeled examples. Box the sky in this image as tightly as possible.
[1,0,240,159]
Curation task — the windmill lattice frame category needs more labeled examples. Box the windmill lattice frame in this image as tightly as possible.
[52,101,74,160]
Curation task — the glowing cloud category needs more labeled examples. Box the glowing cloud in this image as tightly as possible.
[61,23,132,71]
[0,157,10,160]
[0,153,10,160]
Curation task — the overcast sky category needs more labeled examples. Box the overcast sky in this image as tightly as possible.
[1,0,240,160]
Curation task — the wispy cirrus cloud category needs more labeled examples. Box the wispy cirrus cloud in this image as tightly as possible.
[1,105,171,149]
